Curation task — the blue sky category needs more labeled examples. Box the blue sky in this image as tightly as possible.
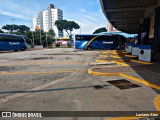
[0,0,108,35]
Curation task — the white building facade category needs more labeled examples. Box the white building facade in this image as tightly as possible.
[33,4,63,38]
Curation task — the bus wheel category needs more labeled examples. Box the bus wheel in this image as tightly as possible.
[87,46,91,50]
[14,50,18,52]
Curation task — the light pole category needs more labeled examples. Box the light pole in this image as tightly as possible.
[11,18,15,33]
[30,27,35,47]
[80,25,82,34]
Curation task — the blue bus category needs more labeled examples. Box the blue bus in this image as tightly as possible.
[0,33,32,51]
[71,34,126,50]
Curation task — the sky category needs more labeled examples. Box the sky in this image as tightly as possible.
[0,0,108,36]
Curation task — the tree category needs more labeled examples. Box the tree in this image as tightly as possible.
[55,20,80,36]
[48,29,55,38]
[2,24,30,33]
[0,29,4,33]
[2,24,15,32]
[29,30,55,47]
[93,27,107,34]
[18,25,30,33]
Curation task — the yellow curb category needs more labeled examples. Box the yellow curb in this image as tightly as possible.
[113,56,122,58]
[96,59,130,63]
[0,70,85,75]
[95,59,130,66]
[124,55,138,58]
[99,55,114,57]
[113,61,130,66]
[88,68,160,90]
[88,68,120,76]
[88,67,160,112]
[154,95,160,111]
[120,73,160,91]
[95,59,113,63]
[96,59,152,65]
[130,60,152,64]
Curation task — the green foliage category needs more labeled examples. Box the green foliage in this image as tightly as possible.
[56,44,60,47]
[55,20,80,36]
[32,29,56,47]
[1,24,56,47]
[2,24,30,33]
[93,27,107,34]
[18,25,30,33]
[0,29,4,33]
[48,29,55,37]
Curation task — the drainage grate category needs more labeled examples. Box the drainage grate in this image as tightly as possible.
[107,79,141,90]
[31,57,54,60]
[93,85,110,89]
[93,85,104,89]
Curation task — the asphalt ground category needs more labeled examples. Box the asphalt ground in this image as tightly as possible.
[0,48,160,120]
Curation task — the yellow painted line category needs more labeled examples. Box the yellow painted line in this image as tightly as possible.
[120,73,160,90]
[154,95,160,111]
[0,70,85,75]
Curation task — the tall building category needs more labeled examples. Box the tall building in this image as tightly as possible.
[33,4,63,38]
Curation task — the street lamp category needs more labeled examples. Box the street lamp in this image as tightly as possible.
[11,18,15,33]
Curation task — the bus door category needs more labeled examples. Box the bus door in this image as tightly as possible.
[75,35,91,49]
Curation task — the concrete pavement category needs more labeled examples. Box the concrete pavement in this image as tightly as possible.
[0,48,159,120]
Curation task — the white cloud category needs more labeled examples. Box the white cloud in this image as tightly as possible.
[80,9,86,13]
[0,0,108,36]
[0,0,33,21]
[64,8,108,36]
[0,9,30,20]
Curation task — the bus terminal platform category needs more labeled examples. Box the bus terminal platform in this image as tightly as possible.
[88,50,160,113]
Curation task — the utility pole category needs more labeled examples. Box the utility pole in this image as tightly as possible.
[30,27,35,47]
[11,18,15,33]
[40,28,42,45]
[45,32,48,48]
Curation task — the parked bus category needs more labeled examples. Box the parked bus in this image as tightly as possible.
[71,33,126,50]
[0,33,32,51]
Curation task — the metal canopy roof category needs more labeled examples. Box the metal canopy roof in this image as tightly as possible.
[100,0,159,34]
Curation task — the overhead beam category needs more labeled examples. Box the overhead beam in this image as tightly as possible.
[105,6,147,12]
[109,18,142,21]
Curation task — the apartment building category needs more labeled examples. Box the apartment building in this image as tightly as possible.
[33,4,63,38]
